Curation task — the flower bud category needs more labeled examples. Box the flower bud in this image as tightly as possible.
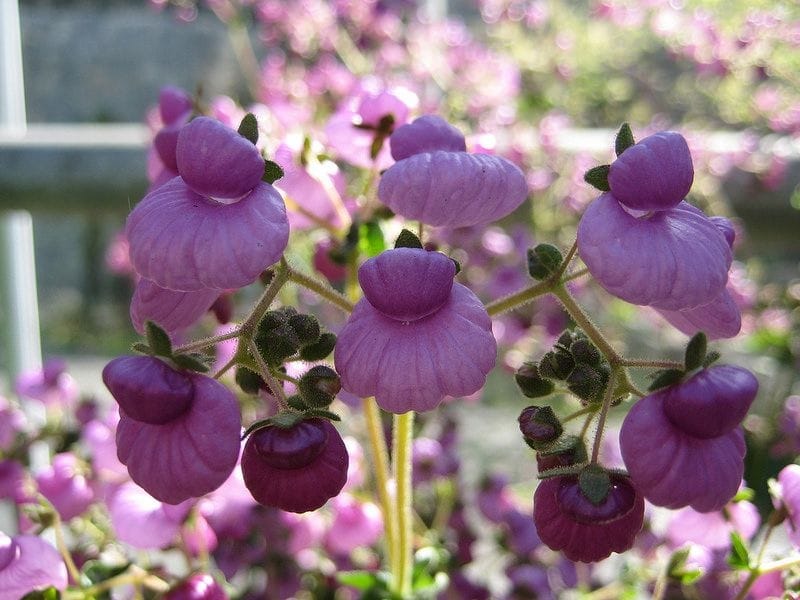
[514,363,554,398]
[536,435,587,472]
[566,363,609,404]
[299,332,337,362]
[518,406,562,448]
[526,244,563,280]
[298,366,341,408]
[289,314,321,347]
[538,350,574,381]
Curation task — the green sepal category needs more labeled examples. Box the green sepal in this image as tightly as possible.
[667,547,703,584]
[526,244,563,280]
[727,532,751,570]
[395,228,423,249]
[684,332,708,371]
[237,112,259,145]
[537,434,589,463]
[584,165,611,191]
[171,353,210,373]
[702,350,721,368]
[615,122,635,157]
[304,409,341,421]
[235,366,263,395]
[299,332,337,361]
[298,365,340,408]
[286,394,308,411]
[131,341,152,355]
[263,160,284,184]
[732,486,755,503]
[359,221,387,257]
[648,368,685,391]
[515,363,555,398]
[145,320,172,358]
[538,350,575,380]
[570,338,601,366]
[536,463,587,479]
[254,322,301,367]
[578,464,611,505]
[566,363,608,403]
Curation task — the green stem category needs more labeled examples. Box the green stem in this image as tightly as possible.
[248,339,287,410]
[50,508,81,585]
[590,368,619,464]
[562,267,589,283]
[551,285,622,364]
[239,261,291,335]
[622,358,684,369]
[392,411,415,597]
[287,267,354,314]
[213,354,238,380]
[757,554,800,574]
[174,327,241,354]
[563,405,598,424]
[486,280,552,317]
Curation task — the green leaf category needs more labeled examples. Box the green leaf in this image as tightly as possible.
[171,353,210,373]
[579,464,611,505]
[615,122,635,156]
[263,159,284,184]
[237,113,259,144]
[337,570,390,592]
[728,532,750,570]
[584,165,611,191]
[235,367,263,395]
[145,320,172,357]
[680,569,704,585]
[526,244,564,280]
[131,341,152,355]
[648,368,685,391]
[359,221,386,257]
[684,332,708,371]
[394,228,423,249]
[21,588,61,600]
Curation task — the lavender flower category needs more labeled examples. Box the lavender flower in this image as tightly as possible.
[35,452,95,521]
[774,464,800,548]
[15,359,78,407]
[103,356,241,503]
[130,278,219,337]
[108,481,190,549]
[324,493,383,555]
[620,365,758,512]
[0,532,68,597]
[334,248,496,413]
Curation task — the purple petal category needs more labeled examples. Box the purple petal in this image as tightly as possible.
[378,151,528,228]
[710,215,736,248]
[35,453,95,520]
[116,373,241,504]
[358,248,456,321]
[176,117,265,200]
[334,284,496,413]
[126,178,289,291]
[159,86,193,125]
[0,533,68,596]
[390,115,466,161]
[154,123,182,173]
[655,286,742,340]
[131,278,218,336]
[609,131,694,211]
[577,194,731,310]
[620,392,745,512]
[108,482,190,549]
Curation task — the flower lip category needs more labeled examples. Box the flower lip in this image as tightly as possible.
[390,115,467,161]
[557,475,638,525]
[103,356,193,425]
[252,420,330,470]
[359,248,456,322]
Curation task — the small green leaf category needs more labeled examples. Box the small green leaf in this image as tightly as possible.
[237,113,259,144]
[584,165,611,191]
[526,244,564,280]
[395,228,423,249]
[263,159,284,184]
[337,570,390,592]
[648,368,685,391]
[303,409,341,421]
[728,532,750,570]
[579,464,611,505]
[684,332,708,371]
[235,367,264,395]
[359,221,386,257]
[702,350,721,368]
[131,341,151,355]
[145,320,172,357]
[515,364,555,398]
[171,353,210,373]
[732,486,755,503]
[615,122,635,156]
[680,569,704,585]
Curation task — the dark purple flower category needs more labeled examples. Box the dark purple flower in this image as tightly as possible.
[104,356,241,504]
[0,532,68,596]
[577,194,731,310]
[130,278,218,336]
[241,418,348,513]
[164,572,228,600]
[127,117,289,292]
[334,248,496,413]
[533,474,644,563]
[608,131,694,212]
[620,366,757,512]
[378,122,528,227]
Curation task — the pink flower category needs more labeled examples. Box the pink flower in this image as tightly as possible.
[325,493,383,555]
[0,532,68,597]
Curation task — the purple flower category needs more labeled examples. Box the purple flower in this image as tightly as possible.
[0,532,68,597]
[666,500,760,550]
[620,365,758,512]
[103,356,241,504]
[241,418,348,513]
[324,493,383,555]
[775,464,800,548]
[577,194,731,310]
[130,278,219,336]
[108,481,190,549]
[378,117,528,228]
[164,573,228,600]
[334,248,496,413]
[15,359,78,407]
[35,453,94,521]
[533,474,644,563]
[608,131,694,212]
[127,117,289,292]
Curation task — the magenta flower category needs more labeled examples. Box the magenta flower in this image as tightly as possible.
[666,500,760,550]
[0,397,25,451]
[15,358,78,407]
[103,356,241,503]
[378,117,528,228]
[127,116,289,292]
[608,131,694,212]
[0,532,68,597]
[241,418,348,513]
[165,573,228,600]
[774,464,800,548]
[35,453,94,521]
[620,365,758,512]
[130,278,219,337]
[150,86,194,184]
[334,248,496,413]
[533,474,645,563]
[324,493,383,555]
[108,481,190,549]
[577,194,731,310]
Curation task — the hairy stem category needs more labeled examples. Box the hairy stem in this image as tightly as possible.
[392,411,415,597]
[486,280,552,317]
[287,267,355,314]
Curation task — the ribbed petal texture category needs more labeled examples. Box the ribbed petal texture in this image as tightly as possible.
[241,419,348,513]
[577,194,731,310]
[130,278,218,336]
[655,287,742,340]
[533,476,644,563]
[126,178,289,291]
[176,116,265,200]
[390,115,467,161]
[335,284,496,413]
[608,131,693,211]
[116,373,241,504]
[378,151,528,228]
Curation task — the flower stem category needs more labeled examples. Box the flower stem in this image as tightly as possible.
[239,261,291,334]
[50,508,81,585]
[392,411,415,597]
[621,358,684,369]
[287,267,355,314]
[248,339,288,410]
[174,327,241,354]
[551,285,622,365]
[485,279,552,317]
[590,368,619,464]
